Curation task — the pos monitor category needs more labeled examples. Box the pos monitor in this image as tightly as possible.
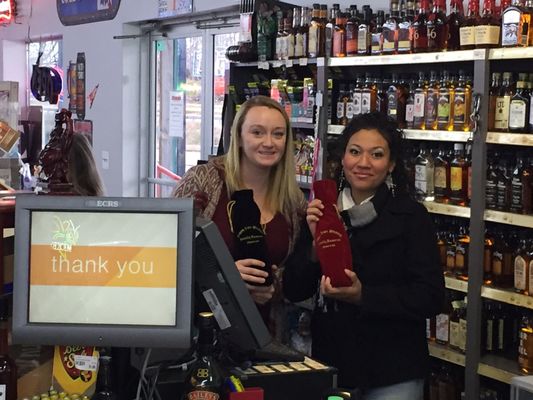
[12,195,195,349]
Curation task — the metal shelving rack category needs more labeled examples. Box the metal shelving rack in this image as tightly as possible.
[230,46,533,399]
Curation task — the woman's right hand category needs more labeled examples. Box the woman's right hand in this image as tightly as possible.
[306,198,324,239]
[235,258,274,305]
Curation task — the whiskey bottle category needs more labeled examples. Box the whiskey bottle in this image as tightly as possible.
[509,73,530,133]
[308,4,324,58]
[0,295,16,400]
[183,312,224,400]
[332,11,347,57]
[405,80,416,128]
[486,152,500,210]
[376,78,388,113]
[412,0,430,52]
[371,10,385,55]
[494,72,513,132]
[93,356,117,400]
[336,83,348,126]
[488,72,501,131]
[413,72,428,129]
[449,143,469,206]
[361,73,377,114]
[484,228,494,284]
[446,223,458,275]
[522,156,533,215]
[452,70,472,131]
[383,0,400,54]
[484,301,496,353]
[496,158,512,211]
[414,143,435,201]
[492,229,514,288]
[398,0,415,53]
[519,311,533,373]
[434,145,450,203]
[319,4,329,56]
[386,73,407,127]
[290,7,301,59]
[424,70,439,130]
[459,297,468,353]
[449,299,463,351]
[476,0,501,47]
[466,143,473,204]
[460,0,479,49]
[275,11,285,60]
[295,7,309,59]
[447,0,465,50]
[427,0,448,51]
[346,84,356,121]
[345,6,359,56]
[352,74,364,117]
[514,237,530,294]
[437,70,455,130]
[455,223,470,279]
[282,15,293,61]
[435,291,452,345]
[501,0,532,47]
[357,6,373,55]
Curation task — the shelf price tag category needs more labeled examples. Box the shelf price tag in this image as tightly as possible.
[285,60,293,68]
[258,61,269,70]
[299,58,308,66]
[74,354,98,371]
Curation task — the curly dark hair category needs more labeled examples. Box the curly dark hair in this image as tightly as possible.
[331,112,411,196]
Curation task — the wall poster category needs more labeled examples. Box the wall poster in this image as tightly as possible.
[56,0,121,26]
[158,0,193,18]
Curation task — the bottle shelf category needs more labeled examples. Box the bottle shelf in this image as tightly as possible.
[423,201,471,218]
[235,57,320,69]
[445,276,468,293]
[486,132,533,147]
[404,129,472,142]
[478,355,523,384]
[428,342,465,367]
[483,210,533,228]
[328,49,486,67]
[481,285,533,310]
[488,47,533,60]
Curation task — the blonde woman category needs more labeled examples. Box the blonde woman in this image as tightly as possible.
[173,95,306,336]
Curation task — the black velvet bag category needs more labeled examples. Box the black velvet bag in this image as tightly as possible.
[227,189,272,286]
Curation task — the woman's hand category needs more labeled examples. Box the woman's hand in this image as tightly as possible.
[320,269,362,305]
[236,259,276,305]
[306,198,324,239]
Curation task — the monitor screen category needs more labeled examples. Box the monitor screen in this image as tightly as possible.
[12,195,194,349]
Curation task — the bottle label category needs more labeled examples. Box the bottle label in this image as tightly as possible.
[459,318,467,351]
[346,38,357,54]
[337,102,345,119]
[295,34,305,58]
[453,92,466,123]
[449,320,461,348]
[459,26,475,46]
[387,93,398,117]
[495,96,510,129]
[357,29,368,52]
[436,313,450,342]
[502,10,521,46]
[308,25,319,56]
[361,93,371,113]
[0,385,5,400]
[509,100,527,129]
[406,104,414,122]
[346,102,355,119]
[486,319,494,351]
[434,166,447,189]
[414,93,425,117]
[450,166,463,191]
[425,91,438,125]
[398,23,410,51]
[353,93,362,115]
[475,25,501,45]
[187,391,220,400]
[515,256,527,291]
[437,92,451,123]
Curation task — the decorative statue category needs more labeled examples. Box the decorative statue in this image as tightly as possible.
[38,109,74,194]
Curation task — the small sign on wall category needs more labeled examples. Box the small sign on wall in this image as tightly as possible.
[158,0,192,18]
[169,91,185,138]
[56,0,121,26]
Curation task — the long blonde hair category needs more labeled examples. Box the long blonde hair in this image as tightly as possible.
[225,95,304,218]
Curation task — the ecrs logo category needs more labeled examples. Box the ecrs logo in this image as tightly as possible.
[51,216,80,259]
[96,200,119,208]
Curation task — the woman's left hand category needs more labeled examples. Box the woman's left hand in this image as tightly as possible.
[320,269,362,305]
[246,265,279,305]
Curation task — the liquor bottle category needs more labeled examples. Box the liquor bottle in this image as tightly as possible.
[484,300,498,353]
[484,228,494,284]
[398,0,415,53]
[319,4,329,56]
[449,143,469,206]
[459,297,468,353]
[466,143,473,204]
[488,72,501,131]
[501,0,531,47]
[509,73,530,132]
[446,222,458,275]
[375,78,388,113]
[282,15,293,61]
[183,312,224,400]
[476,0,501,48]
[382,0,400,54]
[519,311,533,374]
[522,156,533,215]
[0,295,16,400]
[332,11,347,57]
[452,70,472,131]
[337,84,349,126]
[345,83,356,122]
[447,0,465,50]
[460,0,479,49]
[93,356,117,400]
[412,0,430,52]
[496,158,512,211]
[289,7,300,59]
[435,292,452,345]
[492,229,514,288]
[307,4,322,58]
[345,6,359,56]
[357,6,373,55]
[295,7,309,59]
[424,70,439,130]
[275,11,286,60]
[352,74,364,117]
[449,299,463,351]
[371,10,385,55]
[405,80,416,128]
[361,73,377,114]
[455,223,470,279]
[486,152,499,210]
[414,143,435,201]
[437,70,455,130]
[514,237,530,294]
[386,73,407,127]
[434,145,450,203]
[494,72,513,131]
[413,72,428,129]
[427,0,448,51]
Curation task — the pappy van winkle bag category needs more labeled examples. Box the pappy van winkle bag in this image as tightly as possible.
[227,189,272,286]
[313,179,353,287]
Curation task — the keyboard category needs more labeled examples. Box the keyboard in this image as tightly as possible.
[253,340,305,362]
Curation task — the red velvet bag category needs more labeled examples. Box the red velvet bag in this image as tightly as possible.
[313,179,353,287]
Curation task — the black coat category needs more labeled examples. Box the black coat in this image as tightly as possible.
[283,186,444,389]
